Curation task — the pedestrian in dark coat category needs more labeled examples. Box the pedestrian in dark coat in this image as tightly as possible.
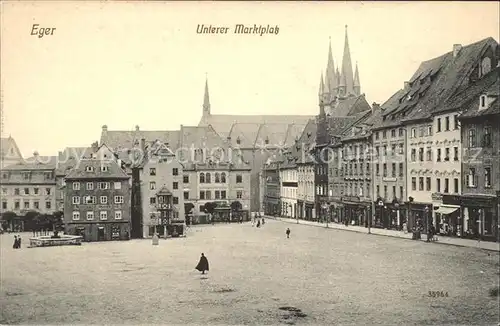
[256,220,261,228]
[13,235,18,249]
[17,236,22,248]
[195,253,209,274]
[286,228,291,238]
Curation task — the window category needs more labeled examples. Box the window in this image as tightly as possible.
[199,173,205,183]
[24,201,30,209]
[467,168,476,187]
[221,173,226,183]
[375,146,380,157]
[114,211,122,220]
[183,191,189,200]
[483,126,492,147]
[149,182,156,190]
[236,190,243,199]
[399,143,404,154]
[419,127,424,137]
[437,148,441,162]
[87,182,94,190]
[453,147,459,161]
[383,163,387,177]
[454,115,459,130]
[100,196,108,204]
[221,190,226,199]
[384,186,388,199]
[383,146,387,156]
[98,182,109,190]
[437,179,441,193]
[376,185,380,197]
[445,116,450,131]
[236,174,242,183]
[72,211,80,220]
[24,188,29,195]
[485,167,491,187]
[444,148,450,161]
[375,132,379,140]
[399,163,404,177]
[1,188,6,195]
[427,125,432,136]
[14,188,20,195]
[426,148,432,161]
[173,197,179,205]
[400,186,404,200]
[100,211,107,220]
[114,196,124,204]
[72,182,80,190]
[419,177,424,191]
[45,201,51,209]
[382,130,387,139]
[150,197,156,205]
[419,148,424,161]
[214,173,220,183]
[411,177,416,191]
[15,201,20,209]
[426,177,431,191]
[199,191,205,200]
[376,164,380,176]
[468,129,476,148]
[391,144,396,157]
[85,166,94,172]
[454,178,459,193]
[84,196,96,204]
[183,175,189,183]
[205,191,211,200]
[398,128,404,137]
[411,128,416,138]
[444,178,449,193]
[215,191,220,199]
[150,168,156,176]
[437,118,442,132]
[101,166,109,172]
[112,182,121,190]
[46,188,51,195]
[22,172,30,180]
[411,149,416,162]
[391,129,396,137]
[72,196,80,204]
[34,201,39,209]
[392,186,396,199]
[206,173,211,183]
[173,182,178,190]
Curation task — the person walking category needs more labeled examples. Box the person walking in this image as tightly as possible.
[195,253,209,275]
[17,235,22,249]
[286,228,291,239]
[13,235,18,249]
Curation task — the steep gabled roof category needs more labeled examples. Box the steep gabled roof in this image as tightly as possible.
[3,155,57,171]
[460,74,500,119]
[227,123,262,148]
[65,159,129,180]
[0,136,23,161]
[328,94,371,117]
[100,128,181,152]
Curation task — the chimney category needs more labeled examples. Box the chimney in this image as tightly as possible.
[372,102,380,114]
[404,82,410,91]
[102,125,108,132]
[135,125,140,131]
[453,44,462,58]
[33,151,39,161]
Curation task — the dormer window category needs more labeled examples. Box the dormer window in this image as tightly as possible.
[480,57,492,77]
[265,137,269,144]
[101,166,109,172]
[85,166,94,172]
[236,137,241,145]
[479,95,486,109]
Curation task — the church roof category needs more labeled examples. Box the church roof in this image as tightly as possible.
[327,94,371,117]
[65,159,129,180]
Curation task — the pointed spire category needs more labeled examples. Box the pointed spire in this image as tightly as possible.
[318,72,325,96]
[326,37,337,93]
[341,25,355,96]
[203,74,210,115]
[353,62,361,96]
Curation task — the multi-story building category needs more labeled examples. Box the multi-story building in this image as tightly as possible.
[138,139,185,238]
[280,152,298,219]
[455,68,499,241]
[262,153,282,216]
[339,112,374,227]
[296,119,317,220]
[63,156,131,241]
[0,136,23,169]
[1,152,57,230]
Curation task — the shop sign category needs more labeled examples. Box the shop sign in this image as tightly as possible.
[342,196,360,202]
[460,195,496,207]
[442,194,460,206]
[431,193,443,201]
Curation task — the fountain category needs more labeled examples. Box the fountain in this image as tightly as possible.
[29,231,83,248]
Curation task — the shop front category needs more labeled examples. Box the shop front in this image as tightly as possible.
[66,222,130,242]
[342,196,370,227]
[406,198,432,233]
[304,202,315,220]
[264,197,280,216]
[459,195,498,242]
[435,194,460,237]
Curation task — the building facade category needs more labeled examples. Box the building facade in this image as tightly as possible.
[263,159,282,216]
[1,153,57,231]
[63,158,131,241]
[0,136,23,169]
[280,156,298,219]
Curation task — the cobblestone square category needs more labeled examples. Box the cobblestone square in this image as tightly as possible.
[1,220,499,325]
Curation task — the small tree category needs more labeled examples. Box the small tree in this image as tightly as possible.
[203,202,217,215]
[230,201,242,212]
[1,211,17,230]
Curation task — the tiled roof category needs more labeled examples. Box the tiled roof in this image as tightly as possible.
[460,78,500,118]
[254,123,291,149]
[0,137,23,161]
[227,123,262,148]
[340,111,373,142]
[100,129,181,152]
[179,125,227,151]
[327,94,371,117]
[280,119,318,169]
[201,114,313,136]
[284,124,309,147]
[400,37,498,122]
[65,159,129,180]
[3,156,57,171]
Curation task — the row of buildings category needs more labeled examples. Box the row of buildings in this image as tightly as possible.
[263,37,500,242]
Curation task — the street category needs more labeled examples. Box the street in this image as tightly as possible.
[1,219,499,325]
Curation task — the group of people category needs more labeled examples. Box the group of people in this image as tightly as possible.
[254,217,266,228]
[12,235,22,249]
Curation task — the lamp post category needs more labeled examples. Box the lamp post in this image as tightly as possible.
[377,199,384,229]
[424,205,430,242]
[322,203,329,228]
[394,202,400,230]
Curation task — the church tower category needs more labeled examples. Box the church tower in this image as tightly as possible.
[202,76,211,117]
[340,25,355,97]
[353,62,361,96]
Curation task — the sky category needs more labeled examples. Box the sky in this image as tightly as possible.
[1,1,499,158]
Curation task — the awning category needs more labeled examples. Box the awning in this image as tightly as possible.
[435,206,459,215]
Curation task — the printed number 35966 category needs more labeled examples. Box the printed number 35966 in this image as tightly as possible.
[428,291,449,297]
